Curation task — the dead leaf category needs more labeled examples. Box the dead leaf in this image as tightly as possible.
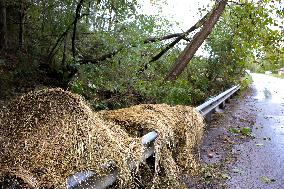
[260,176,276,184]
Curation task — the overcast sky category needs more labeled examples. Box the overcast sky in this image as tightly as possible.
[137,0,283,57]
[138,0,214,56]
[138,0,214,33]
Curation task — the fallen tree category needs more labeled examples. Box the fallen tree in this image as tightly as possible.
[165,0,228,80]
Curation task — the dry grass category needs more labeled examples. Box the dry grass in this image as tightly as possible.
[0,88,204,188]
[99,104,204,188]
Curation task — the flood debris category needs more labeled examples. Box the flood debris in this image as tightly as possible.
[99,104,205,187]
[0,88,205,188]
[260,176,276,184]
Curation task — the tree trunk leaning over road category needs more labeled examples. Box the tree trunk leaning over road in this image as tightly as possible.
[0,0,7,49]
[165,0,228,81]
[149,11,210,63]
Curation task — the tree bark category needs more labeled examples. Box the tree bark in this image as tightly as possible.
[62,34,68,67]
[18,0,24,49]
[165,0,228,81]
[72,0,84,62]
[0,0,7,49]
[150,11,210,63]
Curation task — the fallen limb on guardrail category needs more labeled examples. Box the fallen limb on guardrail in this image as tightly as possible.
[0,89,204,189]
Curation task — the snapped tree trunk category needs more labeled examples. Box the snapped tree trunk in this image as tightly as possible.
[0,0,7,49]
[165,0,228,81]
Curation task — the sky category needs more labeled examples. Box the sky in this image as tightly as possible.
[138,0,214,56]
[138,0,214,33]
[137,0,284,57]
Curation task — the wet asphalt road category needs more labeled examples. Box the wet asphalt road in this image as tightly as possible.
[227,73,284,189]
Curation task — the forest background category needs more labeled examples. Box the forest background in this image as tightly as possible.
[0,0,283,110]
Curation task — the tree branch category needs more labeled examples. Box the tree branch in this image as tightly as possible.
[78,32,184,65]
[48,13,88,61]
[149,11,211,63]
[77,22,204,67]
[165,0,228,81]
[72,0,84,62]
[143,33,182,43]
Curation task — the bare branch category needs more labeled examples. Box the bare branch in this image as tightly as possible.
[149,11,211,63]
[165,0,228,81]
[143,33,182,43]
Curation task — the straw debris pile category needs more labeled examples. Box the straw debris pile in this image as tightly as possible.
[99,104,204,187]
[0,88,205,189]
[0,88,141,188]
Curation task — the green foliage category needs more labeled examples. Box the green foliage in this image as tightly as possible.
[240,74,253,90]
[68,0,284,110]
[0,51,40,98]
[2,0,283,110]
[69,61,200,110]
[229,127,251,136]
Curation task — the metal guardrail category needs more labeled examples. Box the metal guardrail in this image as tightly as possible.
[67,85,240,189]
[196,85,240,120]
[67,132,158,189]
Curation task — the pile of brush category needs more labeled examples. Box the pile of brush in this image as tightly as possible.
[0,88,204,188]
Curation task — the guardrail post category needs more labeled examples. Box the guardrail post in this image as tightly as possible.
[219,101,226,109]
[205,111,213,122]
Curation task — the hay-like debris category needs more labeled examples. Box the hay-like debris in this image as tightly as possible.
[99,104,204,188]
[0,88,205,189]
[0,88,141,188]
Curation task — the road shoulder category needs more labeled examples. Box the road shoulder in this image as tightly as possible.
[192,86,257,188]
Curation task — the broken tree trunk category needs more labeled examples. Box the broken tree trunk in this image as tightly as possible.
[165,0,228,81]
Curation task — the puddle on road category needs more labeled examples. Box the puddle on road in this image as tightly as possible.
[251,73,284,104]
[251,73,284,142]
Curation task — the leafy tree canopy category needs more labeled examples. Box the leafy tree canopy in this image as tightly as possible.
[0,0,283,108]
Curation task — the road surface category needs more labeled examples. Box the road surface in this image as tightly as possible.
[227,73,284,189]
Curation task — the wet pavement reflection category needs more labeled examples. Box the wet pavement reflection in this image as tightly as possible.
[252,73,284,104]
[227,73,284,189]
